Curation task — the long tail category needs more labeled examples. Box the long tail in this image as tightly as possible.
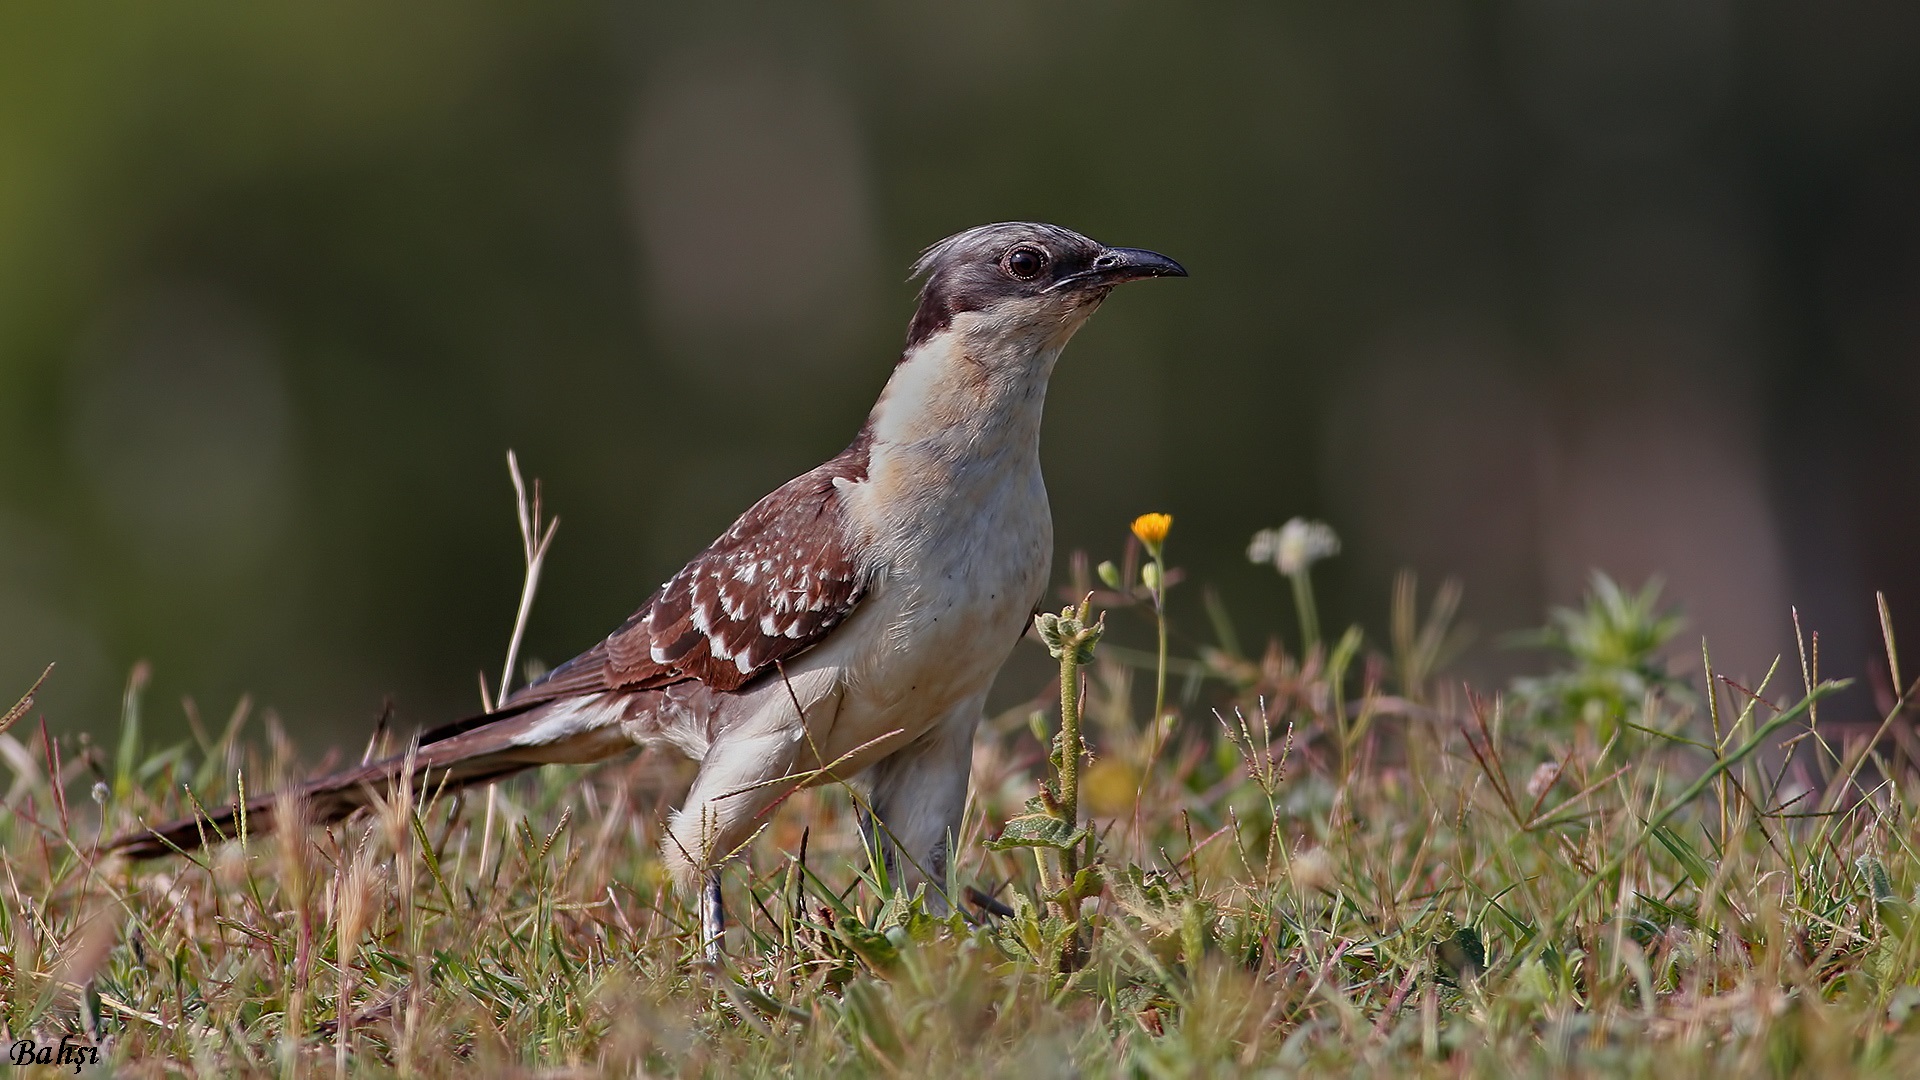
[111,696,630,859]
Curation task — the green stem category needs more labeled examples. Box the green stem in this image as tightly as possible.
[1056,651,1083,919]
[1290,569,1321,654]
[1033,848,1060,906]
[1059,654,1081,827]
[1152,555,1169,734]
[1133,558,1173,831]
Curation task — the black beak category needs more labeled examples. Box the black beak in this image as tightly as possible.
[1050,246,1188,292]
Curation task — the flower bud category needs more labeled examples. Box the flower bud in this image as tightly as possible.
[1033,606,1106,665]
[1097,561,1123,590]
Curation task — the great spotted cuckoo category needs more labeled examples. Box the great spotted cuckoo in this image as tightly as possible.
[114,222,1187,959]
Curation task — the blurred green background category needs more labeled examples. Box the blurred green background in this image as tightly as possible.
[4,2,1917,745]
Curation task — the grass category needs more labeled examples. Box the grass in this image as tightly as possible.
[6,510,1920,1078]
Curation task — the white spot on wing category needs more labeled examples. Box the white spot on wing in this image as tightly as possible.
[515,697,617,747]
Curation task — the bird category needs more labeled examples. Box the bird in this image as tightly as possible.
[112,221,1186,959]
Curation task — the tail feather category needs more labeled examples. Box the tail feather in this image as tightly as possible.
[111,697,630,860]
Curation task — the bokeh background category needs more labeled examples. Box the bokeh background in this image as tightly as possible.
[4,2,1918,745]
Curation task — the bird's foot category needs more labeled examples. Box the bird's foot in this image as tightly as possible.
[699,869,725,964]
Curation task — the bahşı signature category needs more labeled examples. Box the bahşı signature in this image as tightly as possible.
[8,1037,100,1073]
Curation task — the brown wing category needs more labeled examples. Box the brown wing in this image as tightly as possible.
[504,433,872,707]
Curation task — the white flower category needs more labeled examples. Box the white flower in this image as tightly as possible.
[1289,846,1337,892]
[1525,761,1561,801]
[1248,518,1341,576]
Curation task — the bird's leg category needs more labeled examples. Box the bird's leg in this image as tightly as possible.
[858,694,983,913]
[700,869,725,964]
[665,680,844,962]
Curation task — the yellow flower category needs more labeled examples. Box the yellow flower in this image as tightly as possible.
[1130,512,1172,553]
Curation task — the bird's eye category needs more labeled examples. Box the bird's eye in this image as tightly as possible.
[1003,245,1049,280]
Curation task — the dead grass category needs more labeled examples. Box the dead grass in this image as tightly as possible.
[7,527,1920,1077]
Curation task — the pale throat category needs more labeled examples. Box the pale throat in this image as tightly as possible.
[866,304,1093,467]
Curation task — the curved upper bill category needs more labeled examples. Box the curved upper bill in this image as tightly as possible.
[1048,246,1189,292]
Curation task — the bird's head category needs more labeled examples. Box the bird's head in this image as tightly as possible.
[903,222,1186,354]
